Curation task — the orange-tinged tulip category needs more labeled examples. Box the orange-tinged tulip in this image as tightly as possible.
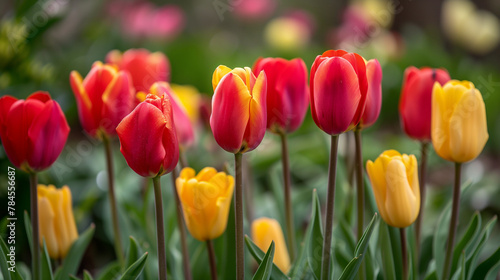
[251,218,291,274]
[70,61,135,138]
[210,65,267,153]
[38,185,78,259]
[366,150,420,228]
[176,167,234,241]
[431,80,488,163]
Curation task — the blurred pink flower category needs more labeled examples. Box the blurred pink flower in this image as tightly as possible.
[233,0,277,21]
[110,2,184,40]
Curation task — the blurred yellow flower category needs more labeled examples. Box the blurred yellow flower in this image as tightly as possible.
[442,0,500,54]
[251,218,291,274]
[431,80,488,163]
[366,150,420,228]
[176,167,234,241]
[170,84,201,123]
[38,185,78,259]
[264,17,309,52]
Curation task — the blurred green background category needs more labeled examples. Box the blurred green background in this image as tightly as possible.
[0,0,499,278]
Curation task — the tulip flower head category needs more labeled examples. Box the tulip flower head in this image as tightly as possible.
[310,50,378,135]
[431,80,488,163]
[141,82,195,148]
[38,184,78,259]
[106,48,170,94]
[70,61,135,138]
[176,167,234,241]
[0,92,70,172]
[253,57,309,134]
[366,150,420,228]
[399,67,451,141]
[116,93,179,177]
[251,218,291,274]
[359,59,383,129]
[210,65,267,154]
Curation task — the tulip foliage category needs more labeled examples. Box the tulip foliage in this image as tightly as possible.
[1,46,499,280]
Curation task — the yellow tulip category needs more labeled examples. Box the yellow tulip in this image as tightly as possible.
[251,218,291,274]
[176,167,234,241]
[431,80,488,163]
[366,150,420,228]
[170,84,201,123]
[38,185,78,259]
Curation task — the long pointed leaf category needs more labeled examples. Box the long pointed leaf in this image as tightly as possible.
[253,242,275,280]
[245,236,290,280]
[120,252,148,280]
[55,225,95,280]
[471,245,500,280]
[306,189,323,280]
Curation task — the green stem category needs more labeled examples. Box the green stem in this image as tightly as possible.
[102,136,125,268]
[207,239,218,280]
[171,168,192,280]
[415,142,428,257]
[354,129,364,240]
[442,162,462,280]
[400,228,408,280]
[279,133,296,261]
[30,172,40,280]
[321,135,339,280]
[153,176,168,280]
[234,153,245,280]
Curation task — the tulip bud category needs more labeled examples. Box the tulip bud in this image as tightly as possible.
[366,150,420,228]
[252,57,309,134]
[431,80,488,163]
[38,185,78,259]
[70,61,135,138]
[359,59,383,128]
[176,167,234,241]
[251,218,291,274]
[147,82,195,148]
[0,92,70,172]
[399,67,450,141]
[116,93,179,177]
[106,48,170,93]
[310,50,377,135]
[210,65,267,153]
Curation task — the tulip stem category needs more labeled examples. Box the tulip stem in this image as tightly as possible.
[171,168,192,280]
[321,135,339,280]
[400,227,408,280]
[442,162,462,280]
[207,240,218,280]
[415,142,428,257]
[354,129,364,240]
[153,176,168,280]
[234,152,245,280]
[102,136,125,268]
[29,172,40,280]
[279,133,296,261]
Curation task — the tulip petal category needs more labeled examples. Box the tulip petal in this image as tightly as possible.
[312,57,361,135]
[280,58,309,132]
[212,65,232,91]
[0,96,19,167]
[196,167,218,182]
[210,72,252,153]
[101,71,135,136]
[243,70,267,152]
[366,159,390,223]
[38,197,59,259]
[361,59,382,128]
[70,70,98,135]
[117,102,167,177]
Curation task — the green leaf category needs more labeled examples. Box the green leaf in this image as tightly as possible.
[40,241,54,280]
[69,275,80,280]
[0,236,12,280]
[24,212,33,255]
[96,262,121,280]
[471,245,500,280]
[220,198,236,280]
[433,200,452,279]
[450,251,465,280]
[338,220,356,255]
[452,212,481,273]
[419,235,434,276]
[378,222,396,280]
[120,252,148,280]
[388,226,403,279]
[306,189,323,280]
[407,226,417,280]
[245,236,290,280]
[55,225,95,280]
[126,236,141,269]
[338,213,379,280]
[83,270,94,280]
[465,216,497,280]
[252,241,275,280]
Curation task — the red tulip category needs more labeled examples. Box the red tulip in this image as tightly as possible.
[359,59,383,128]
[106,48,170,94]
[0,92,70,172]
[148,82,195,148]
[116,93,179,177]
[310,50,376,135]
[70,61,135,138]
[253,57,309,133]
[210,65,267,154]
[399,67,450,141]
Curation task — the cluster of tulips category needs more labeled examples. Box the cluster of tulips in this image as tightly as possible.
[0,48,489,280]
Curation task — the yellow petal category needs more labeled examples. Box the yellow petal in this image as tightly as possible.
[38,197,59,259]
[61,186,78,258]
[251,218,291,274]
[212,65,232,91]
[179,167,196,179]
[195,167,218,182]
[366,159,390,223]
